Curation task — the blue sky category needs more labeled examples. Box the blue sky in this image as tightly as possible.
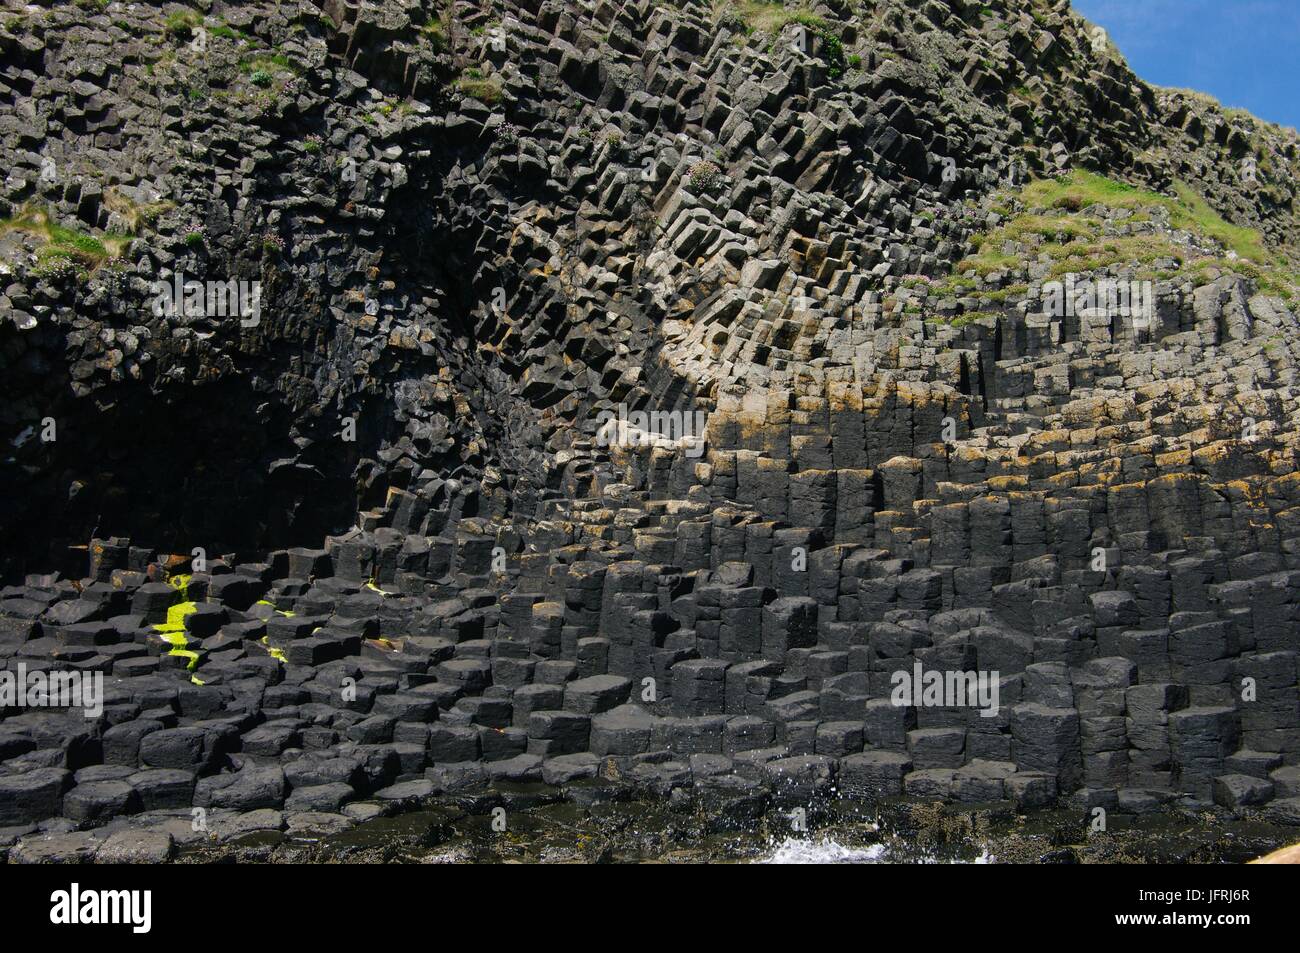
[1071,0,1300,130]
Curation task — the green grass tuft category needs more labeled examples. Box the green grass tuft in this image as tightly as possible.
[928,170,1300,312]
[455,72,504,105]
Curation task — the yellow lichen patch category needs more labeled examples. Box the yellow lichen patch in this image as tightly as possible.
[986,475,1029,492]
[826,382,864,413]
[1148,472,1198,492]
[153,601,195,645]
[1096,425,1137,447]
[259,636,287,663]
[893,382,946,408]
[152,599,199,669]
[1222,479,1266,504]
[1266,472,1300,496]
[998,453,1033,474]
[1266,451,1293,476]
[166,573,192,597]
[170,649,200,671]
[1192,442,1237,467]
[155,628,187,648]
[951,444,991,466]
[158,600,196,633]
[256,598,296,617]
[1043,469,1080,489]
[1155,449,1193,469]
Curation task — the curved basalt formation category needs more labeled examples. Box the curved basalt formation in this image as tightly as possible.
[2,0,1300,856]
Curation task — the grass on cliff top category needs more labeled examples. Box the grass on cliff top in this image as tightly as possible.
[102,189,173,234]
[422,18,447,51]
[241,53,299,81]
[1021,170,1275,264]
[163,10,201,40]
[0,205,132,272]
[713,2,826,33]
[932,170,1299,304]
[455,70,503,105]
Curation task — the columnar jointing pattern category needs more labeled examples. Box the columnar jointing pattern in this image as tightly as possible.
[1,0,1300,856]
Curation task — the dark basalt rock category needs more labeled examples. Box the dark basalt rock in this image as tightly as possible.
[0,0,1298,856]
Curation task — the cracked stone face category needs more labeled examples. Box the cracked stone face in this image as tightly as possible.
[0,0,1299,861]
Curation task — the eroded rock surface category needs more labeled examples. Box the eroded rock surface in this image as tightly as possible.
[2,0,1299,854]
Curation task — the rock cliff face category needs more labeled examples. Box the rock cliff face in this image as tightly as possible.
[2,0,1299,851]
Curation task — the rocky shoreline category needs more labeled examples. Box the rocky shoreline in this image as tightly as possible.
[2,523,1299,861]
[9,782,1291,864]
[3,1,1300,863]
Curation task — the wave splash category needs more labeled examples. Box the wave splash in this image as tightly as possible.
[759,837,996,865]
